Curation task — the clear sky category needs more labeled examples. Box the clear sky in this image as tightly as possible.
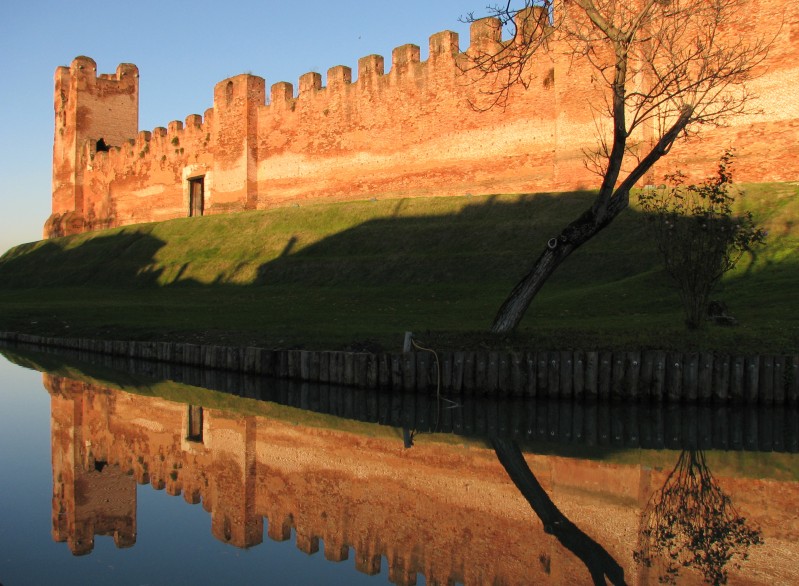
[0,0,484,254]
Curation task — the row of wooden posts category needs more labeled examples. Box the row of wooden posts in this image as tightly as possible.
[3,335,797,453]
[1,331,797,404]
[108,348,799,454]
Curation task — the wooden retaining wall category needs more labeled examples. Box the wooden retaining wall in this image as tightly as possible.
[1,332,797,404]
[3,337,798,453]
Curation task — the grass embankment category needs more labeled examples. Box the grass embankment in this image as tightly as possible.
[0,184,796,353]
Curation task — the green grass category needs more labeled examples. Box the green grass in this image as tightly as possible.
[0,184,797,353]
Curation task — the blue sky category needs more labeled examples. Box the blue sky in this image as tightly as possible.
[0,0,484,254]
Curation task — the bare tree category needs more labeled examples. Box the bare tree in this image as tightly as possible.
[462,0,770,333]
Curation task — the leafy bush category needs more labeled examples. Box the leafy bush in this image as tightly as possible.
[639,151,766,329]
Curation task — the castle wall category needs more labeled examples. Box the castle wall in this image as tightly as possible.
[250,25,570,209]
[665,0,799,181]
[46,1,799,238]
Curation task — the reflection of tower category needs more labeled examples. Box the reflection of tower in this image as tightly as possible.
[46,374,136,555]
[207,415,263,548]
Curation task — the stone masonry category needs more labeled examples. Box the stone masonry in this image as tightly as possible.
[46,2,799,238]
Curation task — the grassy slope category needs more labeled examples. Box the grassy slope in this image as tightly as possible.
[0,184,796,352]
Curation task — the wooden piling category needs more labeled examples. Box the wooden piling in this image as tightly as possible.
[536,351,549,396]
[598,351,612,401]
[713,354,730,403]
[559,350,573,399]
[698,352,713,403]
[451,352,465,394]
[624,351,641,401]
[390,354,403,391]
[498,352,511,395]
[683,353,698,403]
[378,353,391,389]
[666,353,683,402]
[415,352,431,393]
[573,350,585,401]
[745,356,760,404]
[439,351,453,392]
[774,356,786,405]
[510,351,526,397]
[759,355,774,405]
[611,352,625,401]
[487,351,500,394]
[463,352,476,394]
[402,352,415,393]
[584,351,598,400]
[525,352,537,398]
[547,351,560,399]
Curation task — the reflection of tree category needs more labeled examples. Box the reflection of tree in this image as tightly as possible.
[490,437,626,586]
[634,450,763,585]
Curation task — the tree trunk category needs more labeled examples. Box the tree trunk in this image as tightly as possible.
[490,201,623,334]
[489,108,693,334]
[490,241,577,333]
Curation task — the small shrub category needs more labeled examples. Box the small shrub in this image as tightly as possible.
[639,151,766,329]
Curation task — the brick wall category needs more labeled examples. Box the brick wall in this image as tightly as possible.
[46,1,799,238]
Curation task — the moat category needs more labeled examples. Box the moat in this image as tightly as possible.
[1,344,797,585]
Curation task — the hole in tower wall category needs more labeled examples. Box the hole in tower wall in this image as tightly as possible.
[96,138,110,152]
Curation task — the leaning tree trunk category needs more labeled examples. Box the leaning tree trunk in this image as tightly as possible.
[490,107,694,334]
[490,201,625,334]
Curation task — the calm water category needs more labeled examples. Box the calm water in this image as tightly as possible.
[0,344,797,585]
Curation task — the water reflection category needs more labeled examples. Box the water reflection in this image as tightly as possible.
[490,437,625,585]
[7,341,798,453]
[635,450,763,585]
[3,343,799,584]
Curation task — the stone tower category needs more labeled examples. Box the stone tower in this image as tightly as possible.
[46,56,138,238]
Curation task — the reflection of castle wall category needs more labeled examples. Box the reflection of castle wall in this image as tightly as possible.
[49,376,137,555]
[43,373,799,584]
[205,416,263,548]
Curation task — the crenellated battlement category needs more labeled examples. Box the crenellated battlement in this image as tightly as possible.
[46,1,799,238]
[58,56,139,95]
[469,16,502,48]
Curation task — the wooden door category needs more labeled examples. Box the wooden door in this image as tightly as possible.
[189,177,204,217]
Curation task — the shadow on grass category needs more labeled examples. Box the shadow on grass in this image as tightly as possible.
[0,191,794,349]
[251,191,659,289]
[0,230,167,288]
[2,191,781,292]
